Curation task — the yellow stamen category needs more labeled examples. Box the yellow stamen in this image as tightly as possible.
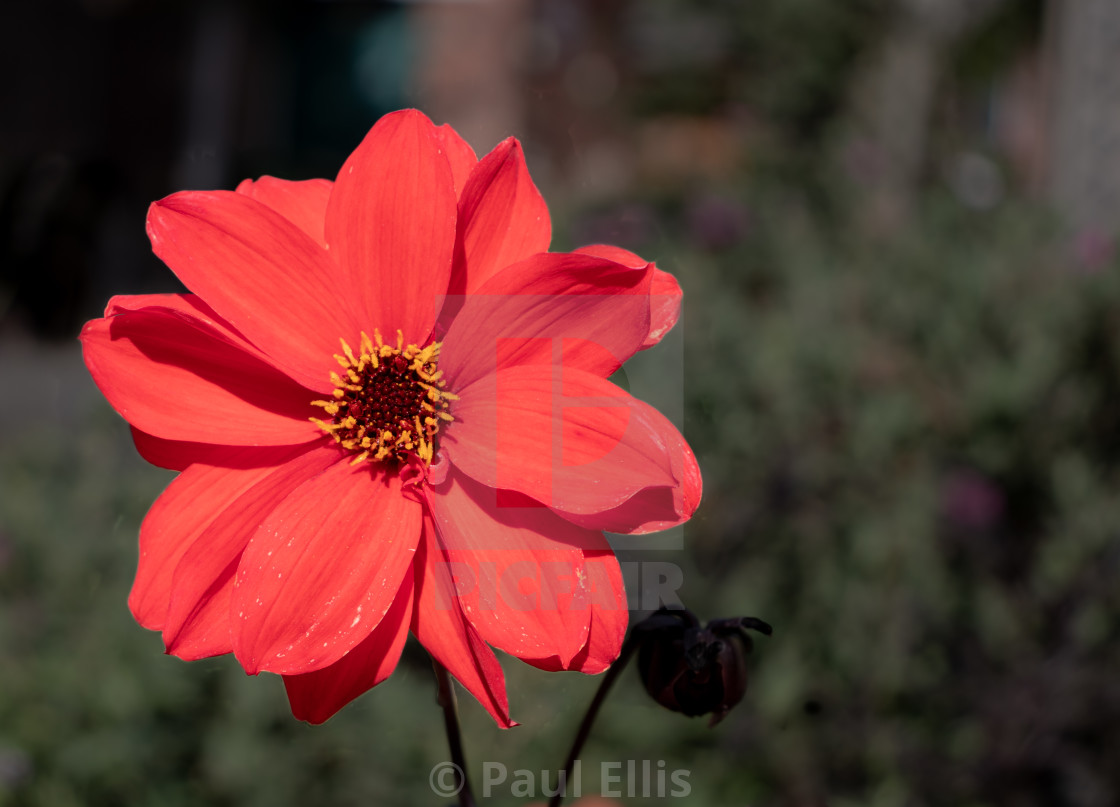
[310,334,456,466]
[339,338,357,366]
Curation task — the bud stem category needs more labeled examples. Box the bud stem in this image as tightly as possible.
[548,636,641,807]
[433,659,477,807]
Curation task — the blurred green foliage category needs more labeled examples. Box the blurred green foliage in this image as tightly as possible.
[4,192,1120,806]
[673,195,1120,806]
[3,0,1115,805]
[628,0,884,135]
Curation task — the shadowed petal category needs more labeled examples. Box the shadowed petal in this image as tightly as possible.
[283,571,414,724]
[232,463,422,675]
[104,293,266,366]
[411,518,515,728]
[325,109,456,344]
[130,428,317,472]
[102,294,327,466]
[81,306,322,446]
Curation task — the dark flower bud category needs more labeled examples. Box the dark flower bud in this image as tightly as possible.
[635,609,771,727]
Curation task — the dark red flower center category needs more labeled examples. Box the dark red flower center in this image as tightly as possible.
[311,330,455,465]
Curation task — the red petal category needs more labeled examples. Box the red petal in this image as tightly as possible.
[439,252,653,391]
[235,176,332,248]
[523,549,627,674]
[147,190,359,392]
[442,365,679,514]
[128,445,313,631]
[449,138,551,296]
[81,306,321,446]
[325,109,456,344]
[552,398,702,533]
[161,447,342,660]
[574,245,682,349]
[425,466,596,664]
[232,463,422,675]
[164,573,235,661]
[283,571,414,724]
[435,123,478,199]
[411,519,515,728]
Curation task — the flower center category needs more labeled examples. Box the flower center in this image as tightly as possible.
[311,329,456,465]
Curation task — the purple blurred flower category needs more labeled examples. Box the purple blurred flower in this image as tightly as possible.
[1073,228,1115,274]
[685,193,750,251]
[940,469,1005,531]
[0,746,31,788]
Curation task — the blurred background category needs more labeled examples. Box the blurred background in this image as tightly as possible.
[3,0,1120,805]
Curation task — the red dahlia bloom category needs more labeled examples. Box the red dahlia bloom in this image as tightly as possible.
[80,110,700,725]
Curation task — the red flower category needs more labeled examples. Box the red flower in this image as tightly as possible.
[80,110,700,725]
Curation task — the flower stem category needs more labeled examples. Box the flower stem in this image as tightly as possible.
[433,660,476,807]
[548,637,640,807]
